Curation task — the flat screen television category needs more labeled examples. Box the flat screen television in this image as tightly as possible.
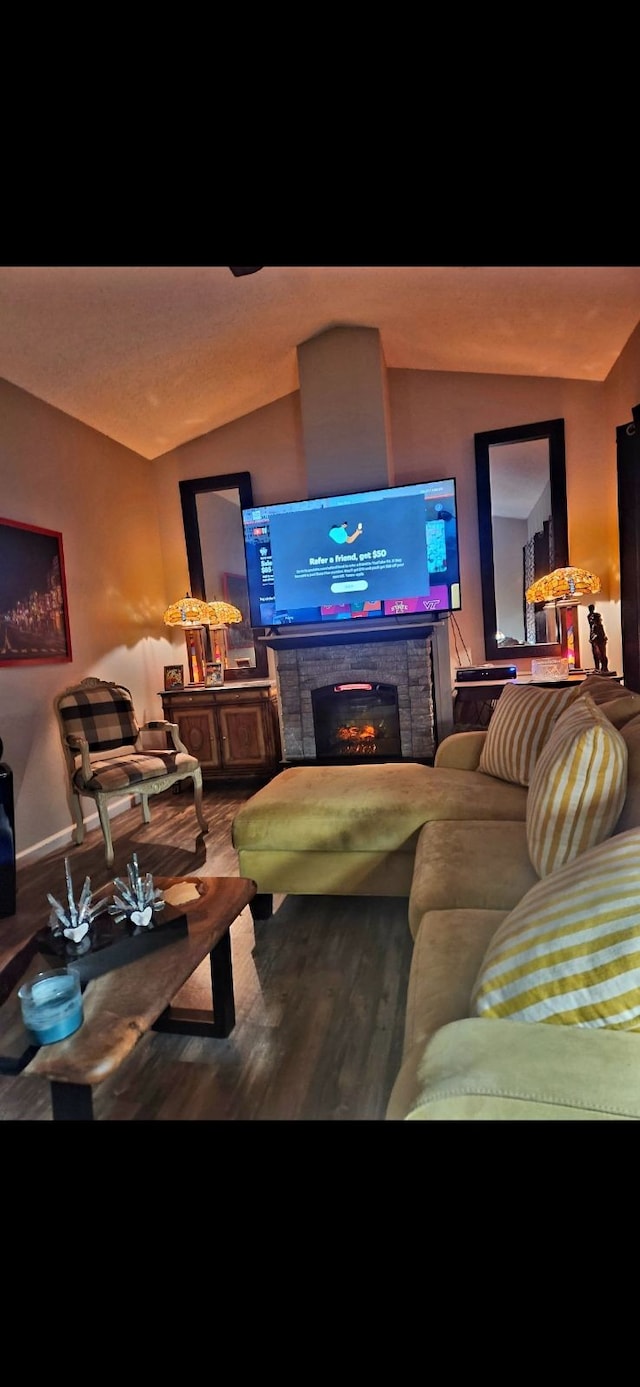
[241,478,461,630]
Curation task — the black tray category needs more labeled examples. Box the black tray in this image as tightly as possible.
[35,909,188,983]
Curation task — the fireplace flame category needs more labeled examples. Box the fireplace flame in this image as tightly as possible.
[337,723,377,742]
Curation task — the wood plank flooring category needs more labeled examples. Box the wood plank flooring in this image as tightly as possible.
[0,784,412,1121]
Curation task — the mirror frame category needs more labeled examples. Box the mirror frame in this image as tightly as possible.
[179,470,269,679]
[474,418,568,663]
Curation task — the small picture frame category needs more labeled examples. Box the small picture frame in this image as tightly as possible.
[205,661,224,687]
[164,664,184,690]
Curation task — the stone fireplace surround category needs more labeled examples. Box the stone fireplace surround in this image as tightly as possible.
[269,626,443,764]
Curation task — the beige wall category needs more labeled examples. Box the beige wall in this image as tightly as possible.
[0,379,176,863]
[387,368,615,672]
[2,327,640,864]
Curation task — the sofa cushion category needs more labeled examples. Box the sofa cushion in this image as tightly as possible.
[576,675,625,705]
[526,692,627,877]
[597,693,640,729]
[403,907,509,1056]
[408,820,536,935]
[469,827,640,1029]
[616,713,640,834]
[478,682,578,787]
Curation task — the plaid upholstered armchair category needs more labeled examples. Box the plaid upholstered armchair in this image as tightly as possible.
[55,676,208,866]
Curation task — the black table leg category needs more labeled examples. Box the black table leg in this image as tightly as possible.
[50,1079,94,1120]
[152,929,236,1039]
[209,929,235,1037]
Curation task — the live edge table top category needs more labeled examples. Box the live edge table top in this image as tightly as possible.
[2,876,255,1092]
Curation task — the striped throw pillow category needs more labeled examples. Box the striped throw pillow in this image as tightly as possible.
[526,692,627,878]
[478,682,578,787]
[470,828,640,1029]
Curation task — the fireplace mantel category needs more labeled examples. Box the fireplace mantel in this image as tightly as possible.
[259,616,443,651]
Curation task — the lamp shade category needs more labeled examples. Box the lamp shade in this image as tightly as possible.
[525,567,601,606]
[163,593,243,628]
[204,599,243,628]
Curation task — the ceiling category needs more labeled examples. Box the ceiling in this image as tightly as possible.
[0,264,639,461]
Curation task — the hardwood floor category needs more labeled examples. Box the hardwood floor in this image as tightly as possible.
[0,784,412,1121]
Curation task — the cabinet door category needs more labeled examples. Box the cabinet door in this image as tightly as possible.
[218,703,271,768]
[172,707,221,768]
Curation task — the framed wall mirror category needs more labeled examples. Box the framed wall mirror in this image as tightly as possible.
[474,418,568,663]
[179,471,269,679]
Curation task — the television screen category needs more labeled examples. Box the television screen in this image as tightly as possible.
[241,478,461,629]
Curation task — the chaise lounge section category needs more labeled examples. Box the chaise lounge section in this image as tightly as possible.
[232,751,530,918]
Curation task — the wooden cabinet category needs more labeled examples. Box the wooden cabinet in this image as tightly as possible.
[453,673,621,731]
[160,680,282,783]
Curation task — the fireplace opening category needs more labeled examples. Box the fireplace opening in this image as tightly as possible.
[311,683,402,761]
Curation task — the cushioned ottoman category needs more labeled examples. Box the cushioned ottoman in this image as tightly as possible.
[231,761,529,919]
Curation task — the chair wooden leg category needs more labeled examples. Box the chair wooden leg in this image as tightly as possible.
[192,770,208,835]
[95,794,115,867]
[71,794,85,846]
[141,795,152,824]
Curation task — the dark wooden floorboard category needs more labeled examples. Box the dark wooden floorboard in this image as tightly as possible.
[0,784,412,1121]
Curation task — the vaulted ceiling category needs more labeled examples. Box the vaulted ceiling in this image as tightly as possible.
[0,265,639,461]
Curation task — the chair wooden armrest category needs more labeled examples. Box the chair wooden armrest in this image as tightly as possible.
[141,720,189,755]
[66,732,93,781]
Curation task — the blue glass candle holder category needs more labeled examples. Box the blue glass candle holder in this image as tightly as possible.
[18,967,83,1045]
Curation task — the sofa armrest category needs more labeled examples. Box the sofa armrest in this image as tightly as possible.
[434,730,487,770]
[400,1017,640,1120]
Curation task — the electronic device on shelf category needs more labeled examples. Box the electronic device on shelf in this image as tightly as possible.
[456,666,517,682]
[241,478,462,632]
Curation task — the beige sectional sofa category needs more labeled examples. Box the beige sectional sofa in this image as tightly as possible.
[233,675,640,1120]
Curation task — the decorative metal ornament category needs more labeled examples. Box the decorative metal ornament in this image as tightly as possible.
[47,857,110,946]
[108,853,165,927]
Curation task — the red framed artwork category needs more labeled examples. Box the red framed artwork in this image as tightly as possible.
[0,517,72,666]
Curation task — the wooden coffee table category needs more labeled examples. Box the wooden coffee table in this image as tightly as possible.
[0,875,255,1120]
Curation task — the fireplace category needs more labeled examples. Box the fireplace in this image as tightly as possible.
[267,621,454,765]
[311,682,401,761]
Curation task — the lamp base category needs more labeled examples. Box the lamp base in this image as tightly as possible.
[184,629,206,683]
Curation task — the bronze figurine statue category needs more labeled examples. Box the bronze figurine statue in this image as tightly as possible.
[587,604,609,672]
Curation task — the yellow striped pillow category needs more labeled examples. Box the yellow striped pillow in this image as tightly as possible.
[526,693,627,877]
[478,683,578,786]
[470,828,640,1029]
